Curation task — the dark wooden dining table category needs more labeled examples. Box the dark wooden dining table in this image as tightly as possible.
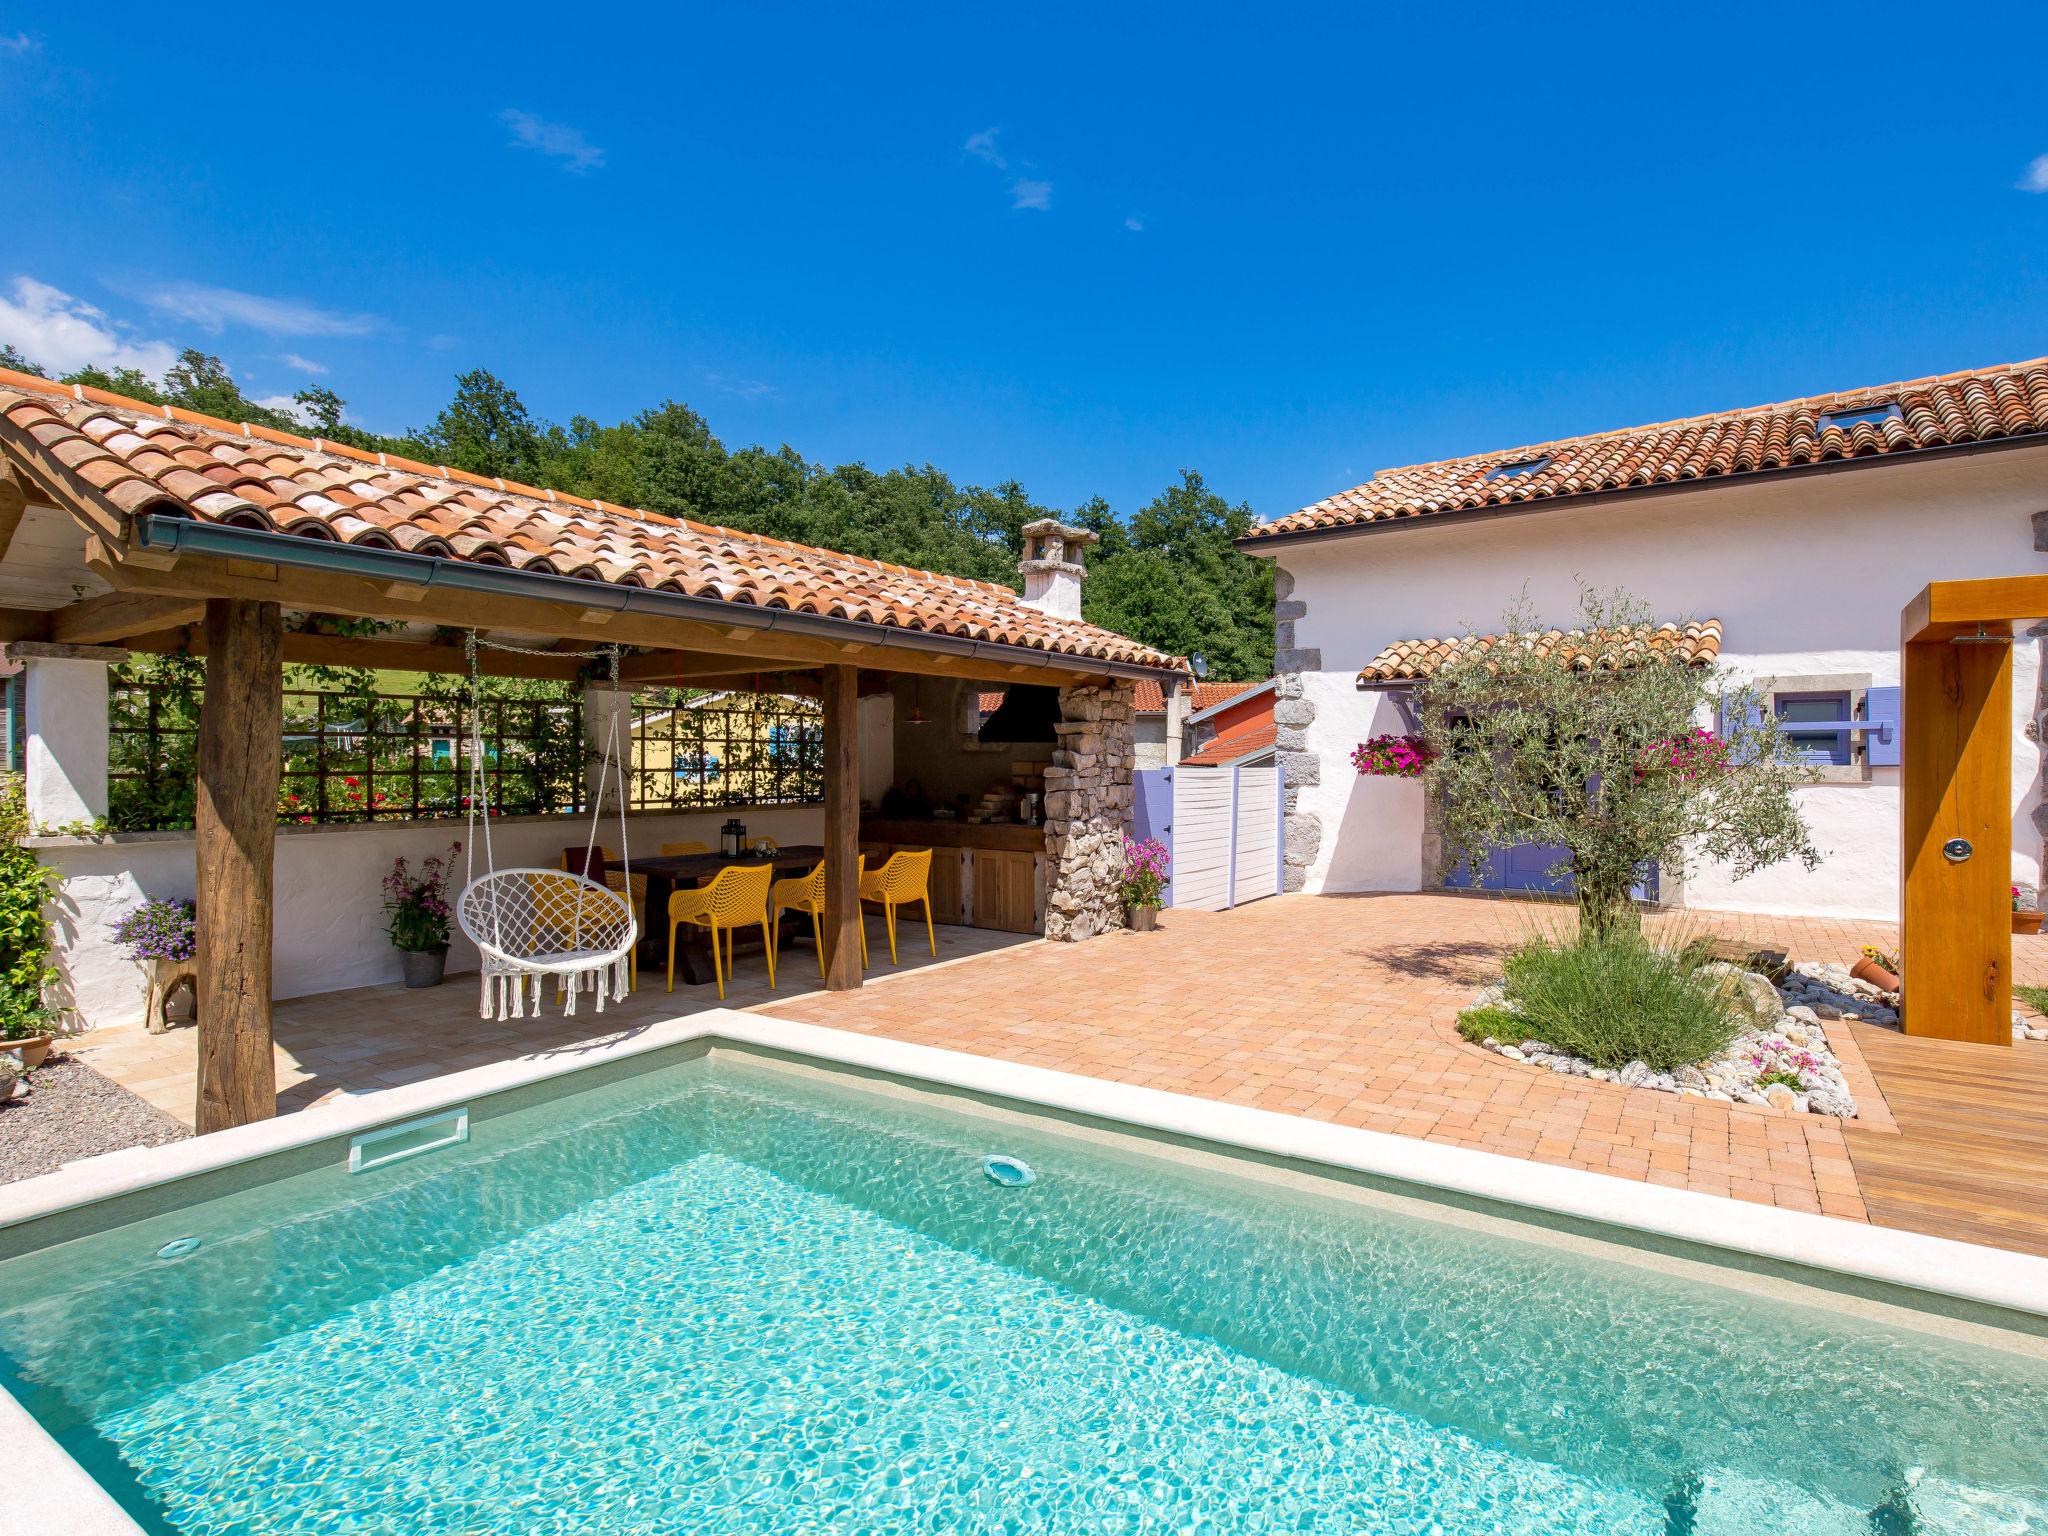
[630,844,826,986]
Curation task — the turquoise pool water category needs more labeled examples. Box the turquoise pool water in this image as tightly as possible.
[3,1055,2045,1534]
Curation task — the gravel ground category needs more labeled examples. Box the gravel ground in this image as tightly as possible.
[0,1054,190,1184]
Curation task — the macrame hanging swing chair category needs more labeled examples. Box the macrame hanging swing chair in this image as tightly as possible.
[455,633,639,1020]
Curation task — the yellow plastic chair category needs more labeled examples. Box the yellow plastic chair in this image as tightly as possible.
[557,848,646,989]
[859,848,936,965]
[660,840,711,857]
[770,857,866,979]
[667,863,776,999]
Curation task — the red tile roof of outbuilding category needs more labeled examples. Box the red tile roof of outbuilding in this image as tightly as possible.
[0,370,1185,674]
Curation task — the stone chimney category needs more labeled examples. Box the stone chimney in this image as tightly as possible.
[1018,518,1097,622]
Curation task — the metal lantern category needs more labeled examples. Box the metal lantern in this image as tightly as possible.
[722,817,746,858]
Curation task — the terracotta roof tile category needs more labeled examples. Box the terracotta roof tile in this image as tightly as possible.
[1250,356,2048,540]
[1116,679,1268,714]
[1183,718,1278,766]
[0,372,1184,675]
[1357,619,1722,684]
[1187,680,1261,713]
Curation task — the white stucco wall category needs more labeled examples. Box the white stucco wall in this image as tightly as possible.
[1272,444,2048,919]
[37,805,829,1033]
[22,655,109,830]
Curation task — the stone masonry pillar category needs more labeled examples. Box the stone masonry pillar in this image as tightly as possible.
[1042,681,1136,939]
[1270,563,1323,892]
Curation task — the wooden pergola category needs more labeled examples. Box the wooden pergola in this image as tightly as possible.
[1900,574,2048,1046]
[0,418,1181,1134]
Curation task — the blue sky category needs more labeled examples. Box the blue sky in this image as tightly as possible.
[3,2,2046,522]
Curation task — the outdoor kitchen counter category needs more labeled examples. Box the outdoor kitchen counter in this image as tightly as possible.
[858,818,1047,933]
[858,817,1045,853]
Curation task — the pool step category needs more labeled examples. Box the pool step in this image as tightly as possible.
[1667,1469,1876,1536]
[1667,1466,2043,1536]
[1900,1473,2044,1535]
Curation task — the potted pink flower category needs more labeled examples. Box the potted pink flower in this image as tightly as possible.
[2014,884,2044,937]
[1350,734,1433,777]
[1120,836,1169,932]
[384,845,460,988]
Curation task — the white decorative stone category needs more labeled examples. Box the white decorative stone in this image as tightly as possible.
[1460,959,1865,1117]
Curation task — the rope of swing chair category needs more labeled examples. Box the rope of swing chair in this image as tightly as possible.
[460,629,633,931]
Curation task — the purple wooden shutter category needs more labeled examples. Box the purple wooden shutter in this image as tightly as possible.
[1864,685,1901,767]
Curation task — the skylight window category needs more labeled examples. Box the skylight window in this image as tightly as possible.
[1486,456,1551,481]
[1818,403,1902,434]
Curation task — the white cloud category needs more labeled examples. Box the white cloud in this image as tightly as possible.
[0,32,33,56]
[2021,154,2048,193]
[254,394,311,423]
[704,371,776,401]
[280,352,328,374]
[962,127,1052,211]
[964,128,1007,169]
[426,333,460,352]
[1123,214,1145,232]
[0,276,177,378]
[501,108,605,172]
[138,280,380,338]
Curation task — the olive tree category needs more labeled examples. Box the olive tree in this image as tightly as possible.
[1416,587,1819,937]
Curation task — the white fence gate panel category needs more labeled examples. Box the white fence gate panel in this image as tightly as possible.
[1169,767,1235,911]
[1232,765,1279,905]
[1168,762,1282,912]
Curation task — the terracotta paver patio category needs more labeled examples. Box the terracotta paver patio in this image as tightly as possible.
[63,892,2048,1258]
[763,893,2048,1256]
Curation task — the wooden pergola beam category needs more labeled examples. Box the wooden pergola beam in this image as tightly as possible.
[0,609,48,643]
[1903,574,2048,643]
[123,625,873,698]
[0,460,29,565]
[50,592,207,646]
[130,625,590,682]
[87,542,1112,690]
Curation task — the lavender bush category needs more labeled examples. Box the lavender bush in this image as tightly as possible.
[113,898,196,964]
[384,845,460,952]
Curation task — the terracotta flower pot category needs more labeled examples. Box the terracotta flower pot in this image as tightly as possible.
[3,1035,52,1069]
[2014,910,2045,936]
[1849,957,1901,993]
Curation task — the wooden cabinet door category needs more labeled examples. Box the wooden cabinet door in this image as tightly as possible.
[922,848,965,926]
[971,850,1040,934]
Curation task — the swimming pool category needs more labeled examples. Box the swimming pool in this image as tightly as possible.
[4,1022,2046,1534]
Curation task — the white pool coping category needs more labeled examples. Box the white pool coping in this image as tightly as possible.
[7,1006,2048,1534]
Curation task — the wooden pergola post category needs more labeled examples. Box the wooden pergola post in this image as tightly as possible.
[820,663,863,991]
[194,598,283,1131]
[1901,635,2012,1044]
[1900,575,2048,1047]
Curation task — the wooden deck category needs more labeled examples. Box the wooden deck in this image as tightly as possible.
[1843,1020,2048,1257]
